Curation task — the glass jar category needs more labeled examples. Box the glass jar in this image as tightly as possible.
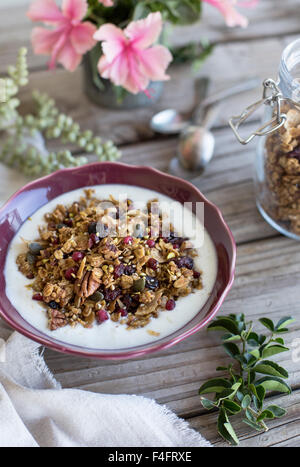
[230,39,300,241]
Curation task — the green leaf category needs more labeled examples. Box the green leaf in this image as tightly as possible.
[241,394,251,409]
[245,408,257,423]
[257,409,275,422]
[218,408,239,446]
[247,332,260,347]
[223,400,242,415]
[243,419,263,432]
[207,317,239,335]
[223,342,240,359]
[255,376,291,394]
[256,385,266,403]
[261,344,289,359]
[216,366,228,371]
[259,318,275,332]
[275,317,295,331]
[222,333,241,343]
[199,378,232,395]
[266,405,287,418]
[254,360,289,378]
[200,397,216,410]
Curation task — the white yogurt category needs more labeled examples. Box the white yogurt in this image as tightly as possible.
[5,185,217,350]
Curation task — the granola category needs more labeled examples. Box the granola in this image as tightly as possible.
[263,104,300,235]
[17,190,203,331]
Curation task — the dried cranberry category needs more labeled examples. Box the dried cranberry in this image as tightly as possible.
[32,293,43,301]
[103,287,121,302]
[175,256,194,270]
[287,146,300,161]
[97,309,109,323]
[114,264,125,279]
[64,218,73,227]
[124,265,136,275]
[146,239,155,248]
[65,267,78,280]
[72,251,85,262]
[147,258,158,270]
[49,300,59,309]
[119,308,128,317]
[193,270,201,279]
[88,222,97,234]
[52,236,59,245]
[26,273,34,280]
[123,236,133,245]
[145,276,159,290]
[88,233,100,248]
[166,299,176,311]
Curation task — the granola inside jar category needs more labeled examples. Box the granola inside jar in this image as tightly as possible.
[231,39,300,240]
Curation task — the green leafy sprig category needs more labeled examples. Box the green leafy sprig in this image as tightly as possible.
[199,314,295,446]
[0,48,121,177]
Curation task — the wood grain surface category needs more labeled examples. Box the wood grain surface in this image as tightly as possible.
[0,0,299,447]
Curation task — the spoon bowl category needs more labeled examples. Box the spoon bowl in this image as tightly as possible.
[178,126,215,171]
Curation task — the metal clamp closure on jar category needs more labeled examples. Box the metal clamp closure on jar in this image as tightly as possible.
[229,79,288,145]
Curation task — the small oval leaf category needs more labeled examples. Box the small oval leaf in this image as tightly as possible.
[199,378,232,395]
[254,360,289,378]
[255,376,291,394]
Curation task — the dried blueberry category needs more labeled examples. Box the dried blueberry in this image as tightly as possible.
[49,301,59,309]
[88,222,97,234]
[57,223,65,230]
[124,265,136,275]
[122,294,139,312]
[145,276,159,290]
[175,256,194,270]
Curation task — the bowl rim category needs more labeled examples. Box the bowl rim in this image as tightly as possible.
[0,162,236,359]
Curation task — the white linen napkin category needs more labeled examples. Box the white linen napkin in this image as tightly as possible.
[0,322,211,448]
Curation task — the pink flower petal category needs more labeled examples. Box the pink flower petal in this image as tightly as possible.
[203,0,249,27]
[27,0,65,24]
[70,22,97,54]
[125,12,162,49]
[31,26,64,55]
[138,45,172,81]
[62,0,88,22]
[94,24,126,62]
[57,38,83,71]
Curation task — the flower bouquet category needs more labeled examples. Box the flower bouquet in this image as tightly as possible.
[27,0,258,108]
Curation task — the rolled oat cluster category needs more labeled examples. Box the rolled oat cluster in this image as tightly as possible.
[17,190,202,332]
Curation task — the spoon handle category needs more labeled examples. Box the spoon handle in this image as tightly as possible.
[201,77,260,109]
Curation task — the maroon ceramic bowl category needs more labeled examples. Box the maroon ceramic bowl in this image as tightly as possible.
[0,162,236,359]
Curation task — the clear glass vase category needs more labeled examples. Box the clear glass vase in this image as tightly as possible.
[230,38,300,241]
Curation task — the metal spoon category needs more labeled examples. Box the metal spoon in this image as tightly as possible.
[178,104,221,172]
[151,77,260,135]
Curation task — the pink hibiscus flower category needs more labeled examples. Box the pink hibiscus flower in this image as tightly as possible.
[203,0,259,28]
[27,0,97,71]
[94,12,172,95]
[98,0,114,6]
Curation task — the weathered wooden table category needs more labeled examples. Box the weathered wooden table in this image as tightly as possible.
[1,0,300,447]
